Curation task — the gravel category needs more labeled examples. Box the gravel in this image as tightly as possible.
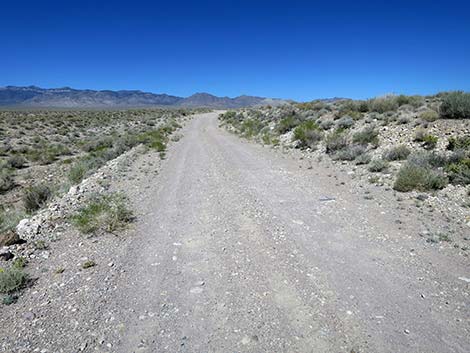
[0,112,469,352]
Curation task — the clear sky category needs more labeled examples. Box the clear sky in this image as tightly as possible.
[1,0,469,101]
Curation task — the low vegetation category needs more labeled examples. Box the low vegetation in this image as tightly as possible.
[394,163,448,192]
[439,91,470,119]
[219,91,470,194]
[0,266,28,294]
[22,184,52,213]
[0,108,195,239]
[71,193,133,234]
[293,121,323,148]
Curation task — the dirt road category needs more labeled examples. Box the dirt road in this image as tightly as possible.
[107,112,468,352]
[2,112,468,352]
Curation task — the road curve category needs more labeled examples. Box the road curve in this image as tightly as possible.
[112,112,469,353]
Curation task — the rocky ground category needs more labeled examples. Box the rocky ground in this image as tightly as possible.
[220,95,470,249]
[1,112,468,352]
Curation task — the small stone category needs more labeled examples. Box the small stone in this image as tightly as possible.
[23,312,36,321]
[0,249,14,261]
[404,329,410,334]
[190,287,203,294]
[0,231,22,247]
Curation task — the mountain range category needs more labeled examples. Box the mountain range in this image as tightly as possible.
[0,86,289,108]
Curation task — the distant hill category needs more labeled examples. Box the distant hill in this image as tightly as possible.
[0,86,289,108]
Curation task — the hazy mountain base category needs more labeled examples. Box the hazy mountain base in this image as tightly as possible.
[0,86,291,108]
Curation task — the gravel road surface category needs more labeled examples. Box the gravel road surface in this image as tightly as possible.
[110,113,469,352]
[2,112,468,353]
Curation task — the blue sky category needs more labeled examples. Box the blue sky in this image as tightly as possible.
[1,0,469,100]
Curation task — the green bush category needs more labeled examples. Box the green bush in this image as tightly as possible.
[334,145,366,161]
[352,127,379,145]
[415,130,438,150]
[0,168,15,193]
[422,135,438,150]
[239,119,265,138]
[419,110,439,122]
[68,155,108,184]
[277,116,301,134]
[7,155,27,169]
[445,159,470,185]
[383,145,411,161]
[439,91,470,119]
[261,132,279,146]
[396,95,423,108]
[22,184,52,213]
[447,136,470,151]
[82,136,114,153]
[368,158,389,172]
[293,121,323,148]
[355,153,372,165]
[72,193,133,234]
[0,267,28,294]
[336,116,354,129]
[368,96,399,113]
[138,128,169,151]
[0,209,24,234]
[325,130,349,154]
[319,120,334,130]
[393,163,448,192]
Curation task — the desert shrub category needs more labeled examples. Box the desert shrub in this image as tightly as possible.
[383,145,411,161]
[352,127,379,146]
[239,119,265,138]
[277,116,301,134]
[422,135,438,150]
[7,155,27,169]
[368,158,389,172]
[414,128,427,142]
[12,257,27,269]
[439,91,470,119]
[219,111,240,127]
[22,184,52,213]
[368,96,399,113]
[414,130,438,150]
[407,151,447,169]
[325,131,349,154]
[397,116,410,124]
[68,158,100,184]
[396,95,423,108]
[138,128,168,151]
[0,168,15,193]
[0,209,24,234]
[336,116,354,129]
[319,120,334,130]
[341,110,363,120]
[393,163,448,192]
[82,136,114,152]
[0,267,28,294]
[419,110,439,122]
[82,260,96,269]
[445,159,470,185]
[72,193,133,234]
[38,151,57,165]
[447,136,470,151]
[334,145,366,161]
[0,144,12,156]
[293,121,323,148]
[355,153,372,165]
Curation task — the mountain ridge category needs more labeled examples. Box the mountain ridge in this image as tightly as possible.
[0,86,289,108]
